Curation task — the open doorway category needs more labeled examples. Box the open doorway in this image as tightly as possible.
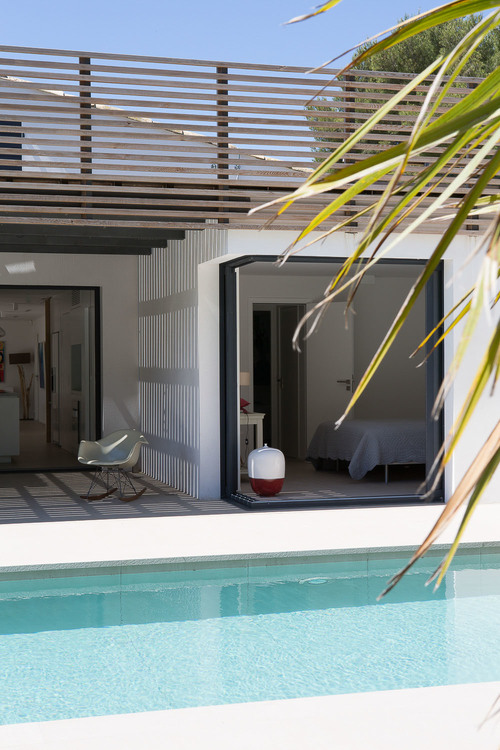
[0,286,100,471]
[252,304,307,456]
[222,256,444,507]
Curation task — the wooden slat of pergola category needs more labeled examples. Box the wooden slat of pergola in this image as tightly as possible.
[0,45,492,236]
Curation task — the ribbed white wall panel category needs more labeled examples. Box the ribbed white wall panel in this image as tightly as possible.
[138,228,228,496]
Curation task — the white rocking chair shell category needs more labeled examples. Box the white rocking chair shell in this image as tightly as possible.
[78,429,149,502]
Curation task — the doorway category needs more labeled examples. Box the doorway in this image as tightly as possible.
[222,256,444,506]
[0,286,100,471]
[253,304,307,458]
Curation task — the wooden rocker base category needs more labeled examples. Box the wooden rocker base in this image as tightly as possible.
[119,487,147,502]
[81,488,117,502]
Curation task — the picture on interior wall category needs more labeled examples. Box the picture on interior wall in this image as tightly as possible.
[38,342,44,389]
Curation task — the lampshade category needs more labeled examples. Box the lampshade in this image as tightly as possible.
[9,352,31,365]
[240,371,251,387]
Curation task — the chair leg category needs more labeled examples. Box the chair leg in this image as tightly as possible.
[80,468,118,501]
[117,468,146,502]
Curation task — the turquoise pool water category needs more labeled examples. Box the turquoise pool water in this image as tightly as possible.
[1,552,500,724]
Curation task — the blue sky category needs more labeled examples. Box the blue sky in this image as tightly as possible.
[3,0,440,66]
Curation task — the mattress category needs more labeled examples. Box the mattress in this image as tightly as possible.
[307,418,426,480]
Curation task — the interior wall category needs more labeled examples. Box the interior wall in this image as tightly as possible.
[0,251,139,437]
[352,277,426,419]
[233,230,500,504]
[240,273,353,448]
[239,267,426,447]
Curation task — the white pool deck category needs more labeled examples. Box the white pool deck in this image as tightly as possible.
[2,502,500,749]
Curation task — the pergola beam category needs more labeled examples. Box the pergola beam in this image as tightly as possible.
[0,224,184,254]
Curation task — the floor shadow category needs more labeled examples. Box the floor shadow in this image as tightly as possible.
[0,459,429,526]
[0,472,245,524]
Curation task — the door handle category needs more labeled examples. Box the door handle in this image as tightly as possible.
[337,379,351,391]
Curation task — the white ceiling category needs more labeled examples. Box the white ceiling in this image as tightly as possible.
[239,261,422,279]
[0,289,58,321]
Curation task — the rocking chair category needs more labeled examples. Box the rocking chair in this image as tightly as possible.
[78,429,149,502]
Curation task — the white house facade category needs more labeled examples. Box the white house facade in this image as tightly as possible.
[0,45,498,507]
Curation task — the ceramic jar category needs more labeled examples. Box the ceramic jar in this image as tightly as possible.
[248,444,285,496]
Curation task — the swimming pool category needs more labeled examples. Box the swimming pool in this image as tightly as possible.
[1,550,499,725]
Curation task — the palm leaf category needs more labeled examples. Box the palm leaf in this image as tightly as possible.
[441,320,500,465]
[337,143,500,423]
[251,93,500,221]
[286,0,344,24]
[294,127,500,358]
[432,443,500,586]
[271,1,500,594]
[380,419,500,598]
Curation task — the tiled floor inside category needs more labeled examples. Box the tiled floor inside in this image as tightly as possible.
[0,471,243,524]
[240,458,426,501]
[2,420,81,471]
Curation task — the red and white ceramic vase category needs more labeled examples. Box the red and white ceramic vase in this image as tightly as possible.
[248,444,285,497]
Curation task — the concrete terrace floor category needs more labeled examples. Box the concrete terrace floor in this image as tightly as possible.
[0,471,241,525]
[0,468,426,527]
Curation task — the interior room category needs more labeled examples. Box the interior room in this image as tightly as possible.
[238,260,430,502]
[0,286,98,471]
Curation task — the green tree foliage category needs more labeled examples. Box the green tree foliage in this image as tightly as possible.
[355,13,498,76]
[306,13,500,161]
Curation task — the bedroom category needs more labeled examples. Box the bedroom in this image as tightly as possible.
[236,258,443,505]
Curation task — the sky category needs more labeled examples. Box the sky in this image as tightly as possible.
[2,0,441,67]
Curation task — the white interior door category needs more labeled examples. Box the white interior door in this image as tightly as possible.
[306,301,354,440]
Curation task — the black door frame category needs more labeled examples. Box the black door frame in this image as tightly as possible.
[0,283,102,472]
[220,255,444,506]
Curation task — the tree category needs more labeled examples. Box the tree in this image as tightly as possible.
[355,13,497,76]
[306,13,498,160]
[256,0,500,592]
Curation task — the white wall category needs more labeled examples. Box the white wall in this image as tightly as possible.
[223,229,500,504]
[0,251,139,436]
[239,272,343,447]
[133,225,497,506]
[352,276,425,419]
[238,268,426,446]
[138,228,228,499]
[443,248,500,504]
[239,272,329,433]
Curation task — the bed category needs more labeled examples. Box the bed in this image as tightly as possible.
[307,418,426,481]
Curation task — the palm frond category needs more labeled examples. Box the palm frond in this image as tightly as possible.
[380,419,500,598]
[269,1,500,592]
[286,0,344,25]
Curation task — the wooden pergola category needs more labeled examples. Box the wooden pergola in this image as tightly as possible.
[0,44,491,250]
